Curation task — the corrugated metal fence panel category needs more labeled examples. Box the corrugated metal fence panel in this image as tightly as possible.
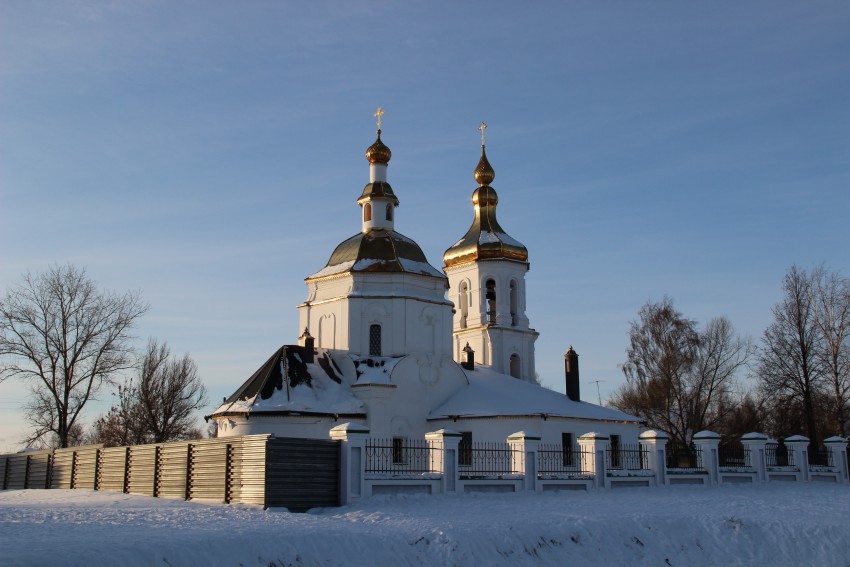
[157,442,189,499]
[189,439,228,501]
[0,454,7,489]
[50,449,76,489]
[3,436,341,510]
[25,452,52,489]
[265,437,340,511]
[4,454,29,489]
[127,444,157,496]
[72,447,102,490]
[229,434,269,506]
[98,447,128,492]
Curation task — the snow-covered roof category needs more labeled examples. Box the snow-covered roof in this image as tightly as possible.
[307,230,444,280]
[211,347,365,417]
[428,366,641,423]
[349,354,403,385]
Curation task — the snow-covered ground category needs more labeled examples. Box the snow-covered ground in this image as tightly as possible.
[2,484,849,566]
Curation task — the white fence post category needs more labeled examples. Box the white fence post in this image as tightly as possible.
[824,436,849,484]
[784,435,811,482]
[508,431,541,492]
[639,430,669,487]
[426,429,461,494]
[329,422,369,504]
[578,432,609,489]
[693,431,721,486]
[740,432,768,482]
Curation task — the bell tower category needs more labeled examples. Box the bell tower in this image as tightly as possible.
[443,123,538,382]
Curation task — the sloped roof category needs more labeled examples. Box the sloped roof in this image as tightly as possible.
[443,185,528,268]
[307,230,445,280]
[220,346,285,405]
[211,347,365,418]
[357,181,399,206]
[428,366,641,423]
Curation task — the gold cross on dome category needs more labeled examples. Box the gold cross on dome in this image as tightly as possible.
[374,107,384,130]
[479,121,487,145]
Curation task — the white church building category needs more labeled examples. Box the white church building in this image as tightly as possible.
[210,116,642,447]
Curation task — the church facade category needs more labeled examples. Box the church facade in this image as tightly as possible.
[209,116,642,446]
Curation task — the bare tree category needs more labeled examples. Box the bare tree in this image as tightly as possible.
[137,339,207,443]
[716,394,764,439]
[611,298,753,447]
[690,317,755,435]
[87,381,148,447]
[812,267,850,437]
[757,265,824,446]
[88,340,207,446]
[612,298,699,446]
[0,265,148,448]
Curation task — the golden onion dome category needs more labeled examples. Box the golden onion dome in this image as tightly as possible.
[365,130,392,164]
[474,146,495,186]
[443,146,528,269]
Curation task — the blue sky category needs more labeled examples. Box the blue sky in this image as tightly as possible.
[1,1,848,451]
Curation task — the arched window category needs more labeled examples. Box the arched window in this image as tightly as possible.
[509,280,518,326]
[459,281,469,329]
[485,279,496,325]
[364,203,372,222]
[509,354,521,379]
[369,324,382,356]
[386,203,393,221]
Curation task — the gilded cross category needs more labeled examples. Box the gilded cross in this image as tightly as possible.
[374,107,384,130]
[479,121,487,145]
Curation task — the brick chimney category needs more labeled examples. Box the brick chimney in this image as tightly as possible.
[461,343,475,370]
[565,346,580,402]
[298,328,315,363]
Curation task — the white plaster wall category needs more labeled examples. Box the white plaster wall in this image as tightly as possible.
[369,163,387,183]
[453,331,490,367]
[445,259,537,381]
[446,260,530,328]
[353,355,468,439]
[361,198,395,231]
[215,415,365,439]
[299,276,352,350]
[300,272,451,358]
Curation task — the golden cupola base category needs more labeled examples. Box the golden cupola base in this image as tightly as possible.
[443,144,529,269]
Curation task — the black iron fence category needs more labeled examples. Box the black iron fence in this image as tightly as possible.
[719,444,752,468]
[765,442,794,467]
[458,442,517,479]
[607,444,648,470]
[364,438,437,475]
[665,444,704,472]
[809,445,834,467]
[537,444,593,476]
